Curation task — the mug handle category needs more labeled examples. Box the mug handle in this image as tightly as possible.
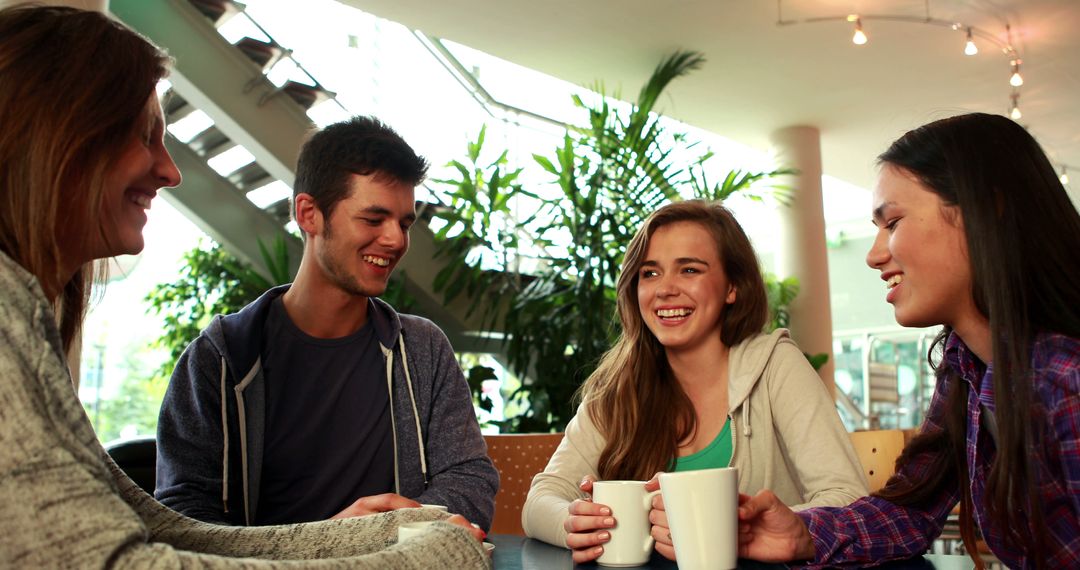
[643,489,662,549]
[643,489,662,510]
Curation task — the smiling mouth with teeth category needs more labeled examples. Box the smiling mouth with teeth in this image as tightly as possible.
[362,255,391,267]
[656,308,693,318]
[128,191,153,209]
[886,274,904,289]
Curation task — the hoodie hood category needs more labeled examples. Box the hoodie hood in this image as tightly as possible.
[727,328,793,412]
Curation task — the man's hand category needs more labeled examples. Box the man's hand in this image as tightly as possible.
[737,490,816,562]
[331,493,421,519]
[444,514,487,542]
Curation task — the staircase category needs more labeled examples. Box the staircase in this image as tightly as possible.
[111,0,496,352]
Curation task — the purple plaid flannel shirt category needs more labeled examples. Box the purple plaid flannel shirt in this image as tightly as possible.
[796,331,1080,569]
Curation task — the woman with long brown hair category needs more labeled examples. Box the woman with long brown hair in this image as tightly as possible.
[0,5,486,567]
[732,113,1080,569]
[521,200,866,563]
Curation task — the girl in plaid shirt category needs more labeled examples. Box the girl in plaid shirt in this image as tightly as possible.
[685,113,1080,569]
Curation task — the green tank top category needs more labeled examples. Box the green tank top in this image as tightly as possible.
[671,417,732,472]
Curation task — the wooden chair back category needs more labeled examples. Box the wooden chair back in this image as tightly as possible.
[483,433,564,535]
[848,429,906,493]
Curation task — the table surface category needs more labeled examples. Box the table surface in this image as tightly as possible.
[488,535,976,570]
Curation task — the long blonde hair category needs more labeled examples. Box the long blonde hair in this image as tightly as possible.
[581,200,767,480]
[0,5,170,350]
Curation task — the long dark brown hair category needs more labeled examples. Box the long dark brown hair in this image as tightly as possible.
[581,200,768,480]
[874,113,1080,569]
[0,5,170,351]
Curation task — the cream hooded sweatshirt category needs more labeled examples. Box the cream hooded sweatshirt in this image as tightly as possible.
[521,328,868,548]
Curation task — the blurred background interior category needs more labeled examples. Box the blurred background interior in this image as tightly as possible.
[29,0,1077,442]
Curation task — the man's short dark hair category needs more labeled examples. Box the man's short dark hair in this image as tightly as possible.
[293,116,429,220]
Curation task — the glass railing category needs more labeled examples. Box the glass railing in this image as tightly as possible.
[833,328,940,431]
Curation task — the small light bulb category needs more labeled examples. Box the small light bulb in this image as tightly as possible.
[852,19,868,45]
[1062,169,1070,185]
[1010,61,1024,86]
[964,29,978,55]
[1009,92,1023,120]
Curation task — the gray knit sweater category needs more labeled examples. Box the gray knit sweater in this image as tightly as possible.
[0,251,490,569]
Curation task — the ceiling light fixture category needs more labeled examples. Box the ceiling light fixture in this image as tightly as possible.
[1009,60,1024,87]
[849,15,868,45]
[964,27,978,55]
[1061,166,1070,186]
[1009,92,1022,121]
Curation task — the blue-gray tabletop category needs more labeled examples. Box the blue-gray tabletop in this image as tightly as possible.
[488,535,976,570]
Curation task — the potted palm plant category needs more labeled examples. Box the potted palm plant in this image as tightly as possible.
[431,51,803,432]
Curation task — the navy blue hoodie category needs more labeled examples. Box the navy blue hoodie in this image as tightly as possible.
[155,285,498,530]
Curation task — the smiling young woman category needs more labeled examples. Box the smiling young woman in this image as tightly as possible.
[522,200,867,564]
[0,5,485,567]
[736,113,1080,570]
[0,5,176,347]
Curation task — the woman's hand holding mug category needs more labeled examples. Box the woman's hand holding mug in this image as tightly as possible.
[564,475,617,563]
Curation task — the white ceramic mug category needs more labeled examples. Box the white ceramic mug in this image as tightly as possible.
[658,467,739,570]
[591,480,661,567]
[397,520,437,543]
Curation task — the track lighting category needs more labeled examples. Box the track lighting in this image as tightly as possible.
[773,2,1069,171]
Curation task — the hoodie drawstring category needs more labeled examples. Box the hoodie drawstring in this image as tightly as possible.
[219,356,229,514]
[398,333,429,484]
[382,345,401,493]
[382,336,429,493]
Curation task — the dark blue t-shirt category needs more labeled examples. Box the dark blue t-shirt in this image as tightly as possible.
[254,297,395,525]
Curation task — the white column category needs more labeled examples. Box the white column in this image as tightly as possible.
[769,126,836,398]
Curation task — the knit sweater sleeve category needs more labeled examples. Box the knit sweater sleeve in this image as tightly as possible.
[0,258,489,569]
[521,403,605,547]
[119,458,487,566]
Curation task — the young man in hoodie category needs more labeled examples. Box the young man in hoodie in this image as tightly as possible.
[155,116,499,530]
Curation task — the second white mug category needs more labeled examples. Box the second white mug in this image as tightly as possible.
[658,467,739,570]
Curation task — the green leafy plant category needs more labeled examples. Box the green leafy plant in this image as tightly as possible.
[432,51,796,432]
[765,273,800,331]
[765,273,829,370]
[430,124,535,324]
[145,240,275,372]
